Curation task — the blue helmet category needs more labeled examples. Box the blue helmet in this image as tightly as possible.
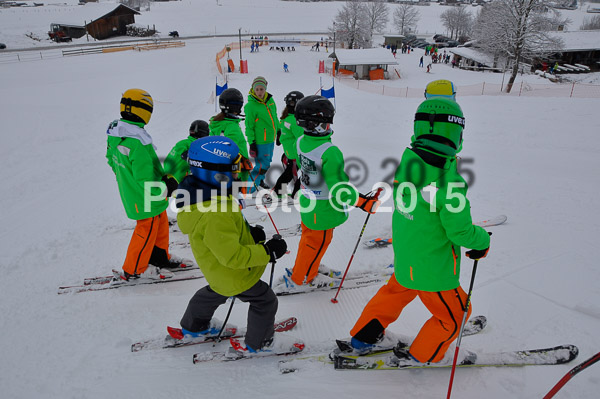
[187,136,241,188]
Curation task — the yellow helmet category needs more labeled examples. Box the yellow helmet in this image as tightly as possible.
[424,80,456,101]
[120,89,153,125]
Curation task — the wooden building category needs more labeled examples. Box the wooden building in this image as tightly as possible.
[85,4,140,40]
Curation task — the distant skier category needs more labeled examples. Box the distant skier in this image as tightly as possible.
[271,91,304,198]
[281,96,380,289]
[163,120,209,184]
[419,56,424,67]
[283,62,289,72]
[244,76,279,190]
[105,88,181,281]
[174,136,292,353]
[341,98,491,366]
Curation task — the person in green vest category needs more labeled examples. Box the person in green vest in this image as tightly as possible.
[163,120,210,184]
[209,88,253,190]
[244,76,279,190]
[106,88,181,281]
[280,95,380,289]
[271,90,304,198]
[342,97,491,366]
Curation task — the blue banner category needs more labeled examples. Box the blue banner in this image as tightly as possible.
[216,82,228,96]
[321,86,335,99]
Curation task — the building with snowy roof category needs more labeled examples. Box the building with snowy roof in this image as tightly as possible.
[329,48,399,80]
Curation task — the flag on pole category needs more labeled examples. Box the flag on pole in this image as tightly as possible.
[320,77,336,108]
[216,82,228,96]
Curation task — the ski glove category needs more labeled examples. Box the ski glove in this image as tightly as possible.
[356,193,381,214]
[249,224,266,244]
[162,175,179,197]
[249,142,258,158]
[466,232,492,260]
[263,236,287,262]
[276,129,282,146]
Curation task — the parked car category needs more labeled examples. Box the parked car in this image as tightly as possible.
[0,43,6,50]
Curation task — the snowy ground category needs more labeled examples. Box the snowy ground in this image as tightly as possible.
[1,1,600,399]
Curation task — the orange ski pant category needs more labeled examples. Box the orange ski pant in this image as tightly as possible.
[290,223,334,285]
[123,210,170,276]
[350,274,471,363]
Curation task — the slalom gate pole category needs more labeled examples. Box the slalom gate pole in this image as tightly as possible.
[446,259,479,399]
[331,188,382,304]
[543,351,600,399]
[213,298,235,346]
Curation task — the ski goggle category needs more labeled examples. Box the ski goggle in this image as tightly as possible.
[188,153,242,173]
[424,92,456,101]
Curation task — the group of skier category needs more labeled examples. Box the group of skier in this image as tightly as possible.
[105,78,491,361]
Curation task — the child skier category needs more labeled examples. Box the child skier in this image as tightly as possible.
[244,76,279,190]
[341,98,491,365]
[105,88,181,281]
[174,136,300,354]
[209,88,253,189]
[271,91,304,198]
[163,120,210,184]
[282,95,380,289]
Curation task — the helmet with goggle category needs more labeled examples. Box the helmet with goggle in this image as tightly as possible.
[295,95,335,136]
[187,136,241,188]
[413,97,465,155]
[424,80,456,101]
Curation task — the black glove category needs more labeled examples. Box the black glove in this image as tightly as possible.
[249,142,258,158]
[276,129,282,146]
[263,236,287,262]
[466,232,492,260]
[162,175,179,197]
[249,225,266,244]
[356,193,381,214]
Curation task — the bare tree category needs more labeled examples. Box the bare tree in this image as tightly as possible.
[472,0,569,93]
[580,15,600,30]
[364,0,390,42]
[393,4,420,35]
[334,1,370,49]
[440,5,473,40]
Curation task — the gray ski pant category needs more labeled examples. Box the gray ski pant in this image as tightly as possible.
[180,280,278,350]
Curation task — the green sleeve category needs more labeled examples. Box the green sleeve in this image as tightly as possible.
[438,183,490,250]
[130,144,166,200]
[323,146,359,207]
[201,211,270,269]
[244,103,256,144]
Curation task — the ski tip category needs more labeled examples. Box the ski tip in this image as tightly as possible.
[167,326,184,340]
[562,344,579,363]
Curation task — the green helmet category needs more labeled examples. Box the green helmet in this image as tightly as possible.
[413,98,465,155]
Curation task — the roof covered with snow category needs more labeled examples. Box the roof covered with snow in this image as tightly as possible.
[52,3,138,26]
[548,30,600,52]
[449,47,495,65]
[333,48,398,66]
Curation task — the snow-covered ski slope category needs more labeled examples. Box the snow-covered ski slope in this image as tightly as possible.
[1,1,600,398]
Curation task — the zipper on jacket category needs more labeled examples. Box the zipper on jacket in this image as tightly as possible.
[410,266,414,281]
[451,246,457,275]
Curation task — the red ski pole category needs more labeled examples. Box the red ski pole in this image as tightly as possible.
[446,259,479,399]
[331,188,382,304]
[543,351,600,399]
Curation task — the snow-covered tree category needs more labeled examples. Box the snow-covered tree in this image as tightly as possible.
[439,5,473,41]
[580,15,600,30]
[364,0,390,41]
[471,0,568,93]
[334,1,370,49]
[393,3,420,35]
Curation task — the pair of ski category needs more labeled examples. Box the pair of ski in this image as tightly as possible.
[57,262,202,295]
[364,214,508,248]
[278,315,578,373]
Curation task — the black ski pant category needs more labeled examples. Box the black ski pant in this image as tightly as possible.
[180,280,278,350]
[272,156,300,198]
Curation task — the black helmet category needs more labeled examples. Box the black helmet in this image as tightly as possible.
[219,88,244,116]
[189,120,209,139]
[295,95,335,136]
[284,91,305,113]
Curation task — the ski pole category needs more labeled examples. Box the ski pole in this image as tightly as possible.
[543,351,600,399]
[446,259,480,399]
[268,233,281,287]
[213,297,235,346]
[331,188,382,304]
